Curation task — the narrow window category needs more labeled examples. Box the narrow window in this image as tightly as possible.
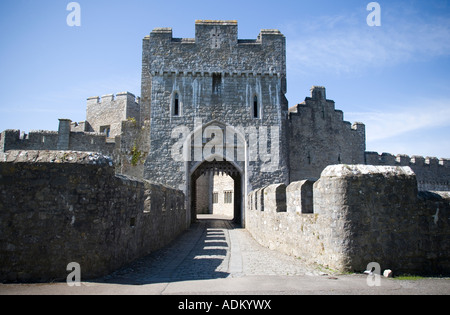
[212,73,222,94]
[253,95,259,118]
[212,192,219,204]
[173,92,180,116]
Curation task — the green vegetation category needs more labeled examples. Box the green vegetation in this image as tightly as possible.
[127,117,137,125]
[394,274,425,280]
[130,143,143,166]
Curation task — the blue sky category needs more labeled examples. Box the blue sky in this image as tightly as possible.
[0,0,449,158]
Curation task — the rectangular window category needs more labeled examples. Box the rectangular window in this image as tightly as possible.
[224,191,233,204]
[173,92,180,116]
[253,95,259,118]
[174,98,179,116]
[212,73,222,94]
[212,192,219,204]
[100,125,111,137]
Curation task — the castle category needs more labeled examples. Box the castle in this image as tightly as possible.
[1,21,449,281]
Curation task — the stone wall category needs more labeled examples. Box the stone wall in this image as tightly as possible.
[212,173,234,217]
[0,91,141,160]
[288,86,366,181]
[246,165,450,275]
[1,123,116,157]
[0,151,186,283]
[195,174,210,214]
[86,92,140,138]
[1,129,59,152]
[115,119,150,178]
[365,152,450,191]
[141,20,290,194]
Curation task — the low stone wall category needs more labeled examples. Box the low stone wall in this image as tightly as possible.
[0,151,186,283]
[246,165,450,275]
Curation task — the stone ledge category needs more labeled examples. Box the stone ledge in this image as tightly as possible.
[195,20,237,25]
[0,150,114,166]
[320,164,415,178]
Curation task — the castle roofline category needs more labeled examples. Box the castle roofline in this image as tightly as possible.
[195,20,237,25]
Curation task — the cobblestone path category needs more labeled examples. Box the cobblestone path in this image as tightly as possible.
[99,215,319,285]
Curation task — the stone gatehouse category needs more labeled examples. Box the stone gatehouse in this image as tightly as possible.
[1,20,449,226]
[1,20,449,281]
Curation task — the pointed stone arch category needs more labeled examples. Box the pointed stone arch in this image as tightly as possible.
[190,158,243,226]
[183,120,248,227]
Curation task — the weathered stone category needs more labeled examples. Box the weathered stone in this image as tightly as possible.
[0,152,186,283]
[247,165,450,275]
[0,19,449,283]
[139,20,291,225]
[286,180,314,214]
[263,183,286,213]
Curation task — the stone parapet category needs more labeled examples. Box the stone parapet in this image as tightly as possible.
[247,165,450,275]
[365,152,450,191]
[0,151,186,283]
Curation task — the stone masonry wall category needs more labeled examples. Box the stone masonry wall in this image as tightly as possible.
[212,173,234,217]
[0,91,141,159]
[86,92,140,138]
[246,165,450,275]
[288,86,366,181]
[0,150,186,283]
[141,20,290,193]
[365,152,450,191]
[1,125,115,157]
[115,119,151,179]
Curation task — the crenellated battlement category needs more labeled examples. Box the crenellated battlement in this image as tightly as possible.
[289,87,365,134]
[148,20,283,48]
[87,92,140,105]
[143,20,286,80]
[288,86,366,181]
[247,165,450,274]
[0,122,115,156]
[1,129,59,152]
[365,151,449,167]
[86,91,140,138]
[365,151,450,191]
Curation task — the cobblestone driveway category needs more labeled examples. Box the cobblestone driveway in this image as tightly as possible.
[99,215,319,285]
[2,215,449,295]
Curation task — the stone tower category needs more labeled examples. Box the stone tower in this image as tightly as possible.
[140,20,290,224]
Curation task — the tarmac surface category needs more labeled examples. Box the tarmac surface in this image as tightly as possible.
[1,215,449,295]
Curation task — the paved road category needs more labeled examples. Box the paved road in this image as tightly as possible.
[96,215,320,285]
[1,215,449,295]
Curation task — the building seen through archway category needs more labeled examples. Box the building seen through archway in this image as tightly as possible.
[196,173,234,218]
[191,160,242,226]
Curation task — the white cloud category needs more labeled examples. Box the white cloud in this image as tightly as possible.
[346,99,450,142]
[286,14,450,74]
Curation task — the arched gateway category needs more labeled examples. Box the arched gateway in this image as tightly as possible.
[190,159,243,226]
[141,20,291,229]
[184,121,247,227]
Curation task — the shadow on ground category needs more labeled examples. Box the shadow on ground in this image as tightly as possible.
[93,216,235,285]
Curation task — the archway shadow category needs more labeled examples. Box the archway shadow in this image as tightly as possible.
[93,216,237,285]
